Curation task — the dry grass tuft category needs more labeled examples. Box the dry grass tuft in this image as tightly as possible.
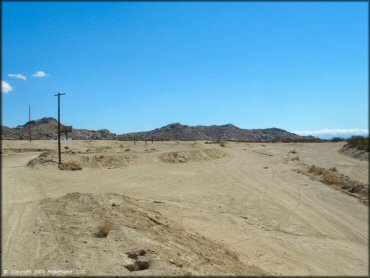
[58,161,82,171]
[302,163,368,206]
[308,165,324,175]
[95,222,112,238]
[322,173,343,186]
[225,249,239,261]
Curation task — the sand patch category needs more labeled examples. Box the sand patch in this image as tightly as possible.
[32,192,263,275]
[161,149,226,163]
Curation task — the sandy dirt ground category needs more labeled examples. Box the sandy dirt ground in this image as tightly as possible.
[2,140,368,276]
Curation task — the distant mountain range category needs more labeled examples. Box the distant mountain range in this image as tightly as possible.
[1,117,316,142]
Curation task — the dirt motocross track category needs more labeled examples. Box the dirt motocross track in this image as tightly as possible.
[2,140,368,276]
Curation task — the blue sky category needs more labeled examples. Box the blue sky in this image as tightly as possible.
[2,2,368,137]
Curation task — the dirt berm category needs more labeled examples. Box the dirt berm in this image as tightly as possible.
[30,192,264,276]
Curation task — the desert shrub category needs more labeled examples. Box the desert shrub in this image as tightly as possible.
[308,165,324,175]
[322,173,343,186]
[347,136,369,151]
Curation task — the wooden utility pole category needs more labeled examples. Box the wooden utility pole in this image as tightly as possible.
[28,105,32,142]
[54,92,66,164]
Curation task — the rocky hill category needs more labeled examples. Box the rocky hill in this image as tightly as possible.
[2,118,314,142]
[1,117,116,140]
[118,123,312,142]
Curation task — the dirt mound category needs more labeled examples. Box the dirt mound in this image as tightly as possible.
[339,144,369,161]
[33,192,263,276]
[161,149,226,163]
[27,151,58,167]
[77,154,137,169]
[27,153,136,169]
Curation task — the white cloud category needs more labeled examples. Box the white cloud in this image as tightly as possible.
[2,81,13,93]
[8,73,27,80]
[33,71,48,78]
[293,129,369,136]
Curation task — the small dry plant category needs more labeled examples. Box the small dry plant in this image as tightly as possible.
[58,161,82,171]
[95,222,112,238]
[308,165,323,175]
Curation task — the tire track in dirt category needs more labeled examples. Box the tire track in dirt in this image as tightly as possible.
[218,149,267,211]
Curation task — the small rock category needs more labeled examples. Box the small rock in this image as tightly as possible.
[125,259,150,272]
[136,259,150,270]
[127,251,138,259]
[124,264,137,272]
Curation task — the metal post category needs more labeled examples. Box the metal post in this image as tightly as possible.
[54,92,66,164]
[29,105,31,142]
